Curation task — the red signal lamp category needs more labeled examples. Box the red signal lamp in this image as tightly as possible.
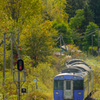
[17,59,24,71]
[20,66,22,69]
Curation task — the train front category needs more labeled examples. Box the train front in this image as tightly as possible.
[53,73,84,100]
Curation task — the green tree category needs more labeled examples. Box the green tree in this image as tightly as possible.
[69,8,94,48]
[53,21,73,44]
[69,9,85,32]
[89,0,100,26]
[69,7,94,32]
[83,4,94,29]
[65,0,89,19]
[82,22,99,51]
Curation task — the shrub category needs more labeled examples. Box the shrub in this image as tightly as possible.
[26,92,49,100]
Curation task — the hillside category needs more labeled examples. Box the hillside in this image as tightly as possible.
[0,0,100,99]
[0,45,100,99]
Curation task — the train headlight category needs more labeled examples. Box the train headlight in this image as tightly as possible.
[78,92,81,95]
[56,92,59,94]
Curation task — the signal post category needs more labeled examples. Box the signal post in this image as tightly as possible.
[13,59,26,100]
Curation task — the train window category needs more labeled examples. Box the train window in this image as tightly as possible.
[66,80,71,90]
[54,80,63,90]
[73,80,83,90]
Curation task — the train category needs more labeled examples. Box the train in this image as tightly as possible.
[53,59,94,100]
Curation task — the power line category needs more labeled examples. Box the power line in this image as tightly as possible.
[73,29,98,40]
[76,28,98,35]
[62,28,99,40]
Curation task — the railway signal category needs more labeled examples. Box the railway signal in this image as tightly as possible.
[21,88,26,93]
[17,59,24,71]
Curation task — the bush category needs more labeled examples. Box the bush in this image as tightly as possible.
[26,92,49,100]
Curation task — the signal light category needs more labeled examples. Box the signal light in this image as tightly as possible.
[17,59,24,71]
[20,66,22,69]
[21,88,26,93]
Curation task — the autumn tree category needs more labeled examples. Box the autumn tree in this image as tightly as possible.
[0,0,43,22]
[82,22,99,51]
[42,0,67,22]
[20,18,57,66]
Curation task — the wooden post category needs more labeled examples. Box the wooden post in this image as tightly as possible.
[11,32,13,74]
[3,33,6,100]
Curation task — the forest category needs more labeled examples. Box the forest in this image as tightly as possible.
[0,0,100,100]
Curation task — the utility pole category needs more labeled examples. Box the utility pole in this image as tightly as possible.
[61,35,69,55]
[98,28,99,56]
[11,32,13,74]
[18,71,20,100]
[3,33,6,100]
[12,35,20,58]
[60,34,61,57]
[36,78,38,89]
[18,30,19,45]
[92,35,93,55]
[12,35,21,100]
[92,34,95,55]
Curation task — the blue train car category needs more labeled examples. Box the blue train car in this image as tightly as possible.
[53,59,94,100]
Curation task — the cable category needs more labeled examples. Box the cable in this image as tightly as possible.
[73,29,98,40]
[62,28,99,40]
[76,28,98,35]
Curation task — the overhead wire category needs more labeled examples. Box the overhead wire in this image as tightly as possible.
[76,28,98,35]
[62,28,99,40]
[73,29,98,40]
